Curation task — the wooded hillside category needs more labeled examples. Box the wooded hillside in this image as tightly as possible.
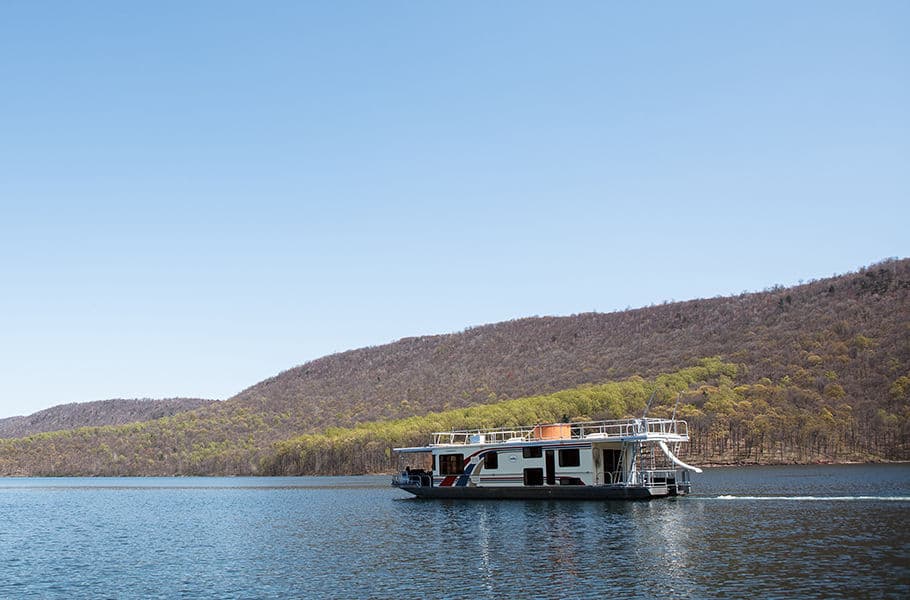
[261,357,902,475]
[0,398,215,439]
[229,259,909,433]
[0,258,906,475]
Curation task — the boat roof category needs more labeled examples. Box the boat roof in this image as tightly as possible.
[394,446,436,453]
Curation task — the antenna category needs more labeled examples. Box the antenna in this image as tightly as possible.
[671,392,682,433]
[642,390,657,419]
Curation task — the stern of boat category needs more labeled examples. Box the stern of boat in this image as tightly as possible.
[392,469,433,490]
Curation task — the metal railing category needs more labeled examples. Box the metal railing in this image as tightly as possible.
[430,418,689,446]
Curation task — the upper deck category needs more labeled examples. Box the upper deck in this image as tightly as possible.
[395,418,690,452]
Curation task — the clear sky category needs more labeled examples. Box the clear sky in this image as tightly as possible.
[0,2,907,418]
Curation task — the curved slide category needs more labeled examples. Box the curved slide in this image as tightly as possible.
[658,441,703,473]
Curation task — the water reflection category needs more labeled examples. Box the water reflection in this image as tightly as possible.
[476,505,495,596]
[381,499,708,598]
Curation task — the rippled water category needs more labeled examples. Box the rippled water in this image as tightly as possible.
[1,465,907,599]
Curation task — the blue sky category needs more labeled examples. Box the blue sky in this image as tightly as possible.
[1,2,907,418]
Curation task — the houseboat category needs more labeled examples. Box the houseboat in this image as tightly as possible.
[392,418,702,500]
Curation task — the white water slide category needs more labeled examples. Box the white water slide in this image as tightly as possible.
[658,440,703,473]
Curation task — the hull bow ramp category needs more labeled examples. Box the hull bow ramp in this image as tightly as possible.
[392,418,701,500]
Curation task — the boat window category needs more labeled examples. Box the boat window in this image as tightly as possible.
[484,451,498,470]
[523,468,544,486]
[439,453,464,475]
[558,448,580,467]
[431,455,436,471]
[522,446,543,459]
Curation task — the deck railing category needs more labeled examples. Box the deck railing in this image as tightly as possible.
[430,418,689,446]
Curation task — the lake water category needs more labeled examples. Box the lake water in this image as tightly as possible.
[0,464,907,599]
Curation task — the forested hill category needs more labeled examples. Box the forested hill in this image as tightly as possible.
[0,398,216,439]
[231,258,910,431]
[0,258,907,475]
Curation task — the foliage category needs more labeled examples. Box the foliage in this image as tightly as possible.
[261,359,735,474]
[259,356,907,475]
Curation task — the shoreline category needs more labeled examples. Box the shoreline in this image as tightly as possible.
[2,460,909,478]
[693,459,910,468]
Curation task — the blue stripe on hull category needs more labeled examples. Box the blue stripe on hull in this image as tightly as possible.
[455,462,476,486]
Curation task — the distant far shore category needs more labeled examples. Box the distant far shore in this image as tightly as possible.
[3,461,908,479]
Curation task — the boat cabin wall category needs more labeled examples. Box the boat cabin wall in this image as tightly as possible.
[431,442,603,488]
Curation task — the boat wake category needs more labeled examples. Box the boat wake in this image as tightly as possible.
[711,495,910,501]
